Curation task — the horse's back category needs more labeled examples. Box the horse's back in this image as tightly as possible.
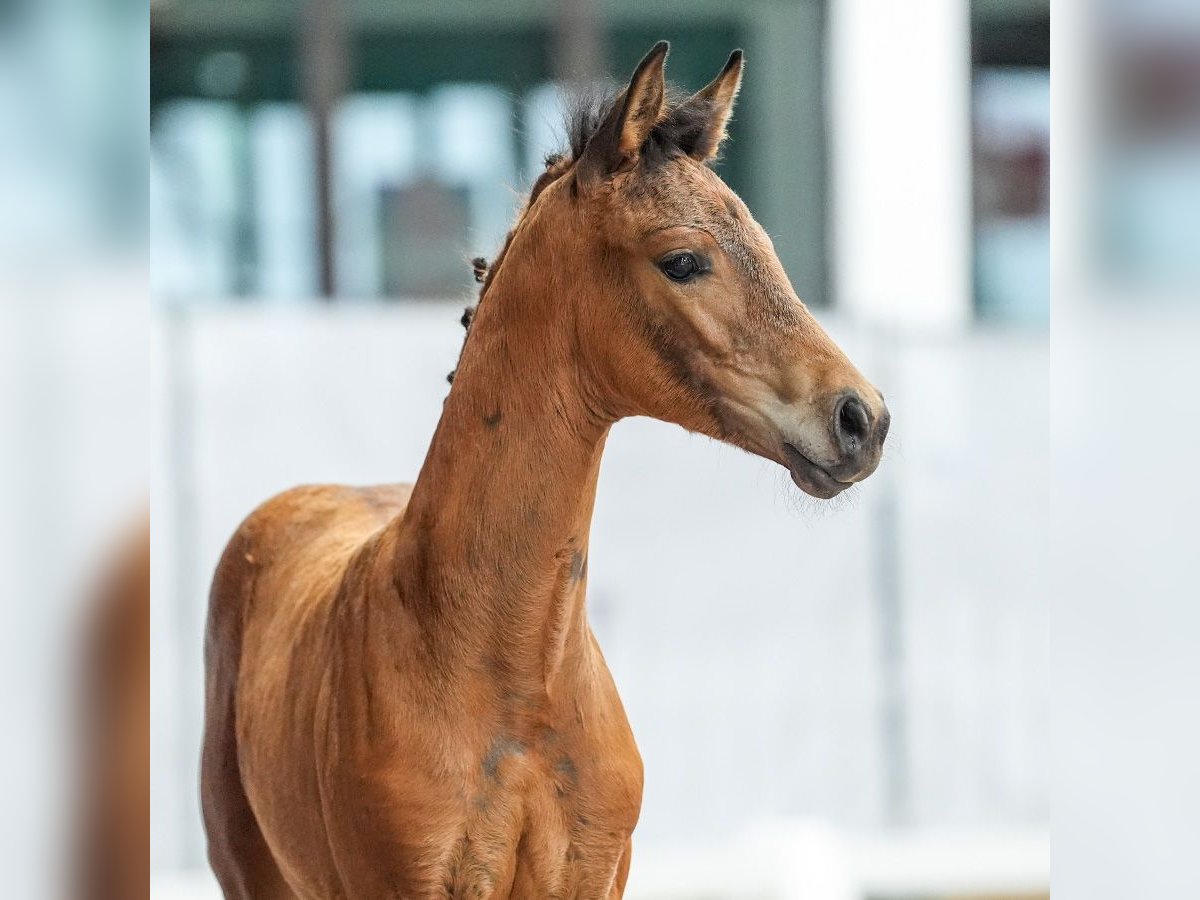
[202,482,412,898]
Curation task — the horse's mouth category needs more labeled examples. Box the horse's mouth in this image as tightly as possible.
[782,443,852,500]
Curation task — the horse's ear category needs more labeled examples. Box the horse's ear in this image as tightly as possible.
[677,50,744,162]
[578,41,669,181]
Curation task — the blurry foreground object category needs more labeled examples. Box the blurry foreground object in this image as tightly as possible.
[1054,2,1200,897]
[1097,3,1200,295]
[0,0,147,891]
[75,519,150,900]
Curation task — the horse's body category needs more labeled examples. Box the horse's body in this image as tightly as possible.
[203,43,889,898]
[205,480,639,898]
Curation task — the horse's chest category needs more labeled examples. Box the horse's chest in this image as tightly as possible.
[440,735,641,897]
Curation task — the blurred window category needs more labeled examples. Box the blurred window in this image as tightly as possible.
[150,21,776,306]
[971,3,1050,326]
[151,86,526,301]
[973,69,1050,324]
[1098,17,1200,294]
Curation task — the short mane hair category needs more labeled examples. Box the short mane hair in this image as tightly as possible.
[563,83,716,168]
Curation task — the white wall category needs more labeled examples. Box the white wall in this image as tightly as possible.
[150,303,1048,875]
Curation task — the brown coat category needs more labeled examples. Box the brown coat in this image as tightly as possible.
[201,42,887,899]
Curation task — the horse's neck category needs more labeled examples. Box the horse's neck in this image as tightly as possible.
[388,271,611,695]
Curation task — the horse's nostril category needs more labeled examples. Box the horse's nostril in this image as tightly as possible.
[836,395,871,447]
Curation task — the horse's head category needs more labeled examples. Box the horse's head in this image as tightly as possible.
[515,42,889,498]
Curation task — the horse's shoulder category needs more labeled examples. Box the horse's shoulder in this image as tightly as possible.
[211,483,413,617]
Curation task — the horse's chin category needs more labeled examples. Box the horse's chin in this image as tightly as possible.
[782,443,852,500]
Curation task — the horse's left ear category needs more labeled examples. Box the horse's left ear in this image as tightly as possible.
[676,50,744,162]
[578,41,669,182]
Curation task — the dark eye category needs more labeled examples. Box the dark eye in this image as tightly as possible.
[660,252,700,282]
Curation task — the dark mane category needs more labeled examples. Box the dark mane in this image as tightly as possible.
[564,82,717,167]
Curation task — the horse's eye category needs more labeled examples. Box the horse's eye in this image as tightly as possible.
[660,252,700,282]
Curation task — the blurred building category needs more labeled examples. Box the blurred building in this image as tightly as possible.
[151,0,822,304]
[151,0,1051,325]
[973,0,1050,323]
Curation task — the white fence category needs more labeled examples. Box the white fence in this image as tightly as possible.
[150,302,1049,889]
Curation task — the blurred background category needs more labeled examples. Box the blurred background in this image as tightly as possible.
[5,0,1198,896]
[147,0,1052,898]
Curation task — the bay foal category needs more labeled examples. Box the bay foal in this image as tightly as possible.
[202,43,889,899]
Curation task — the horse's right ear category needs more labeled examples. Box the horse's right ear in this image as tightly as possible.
[577,41,669,183]
[674,50,744,162]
